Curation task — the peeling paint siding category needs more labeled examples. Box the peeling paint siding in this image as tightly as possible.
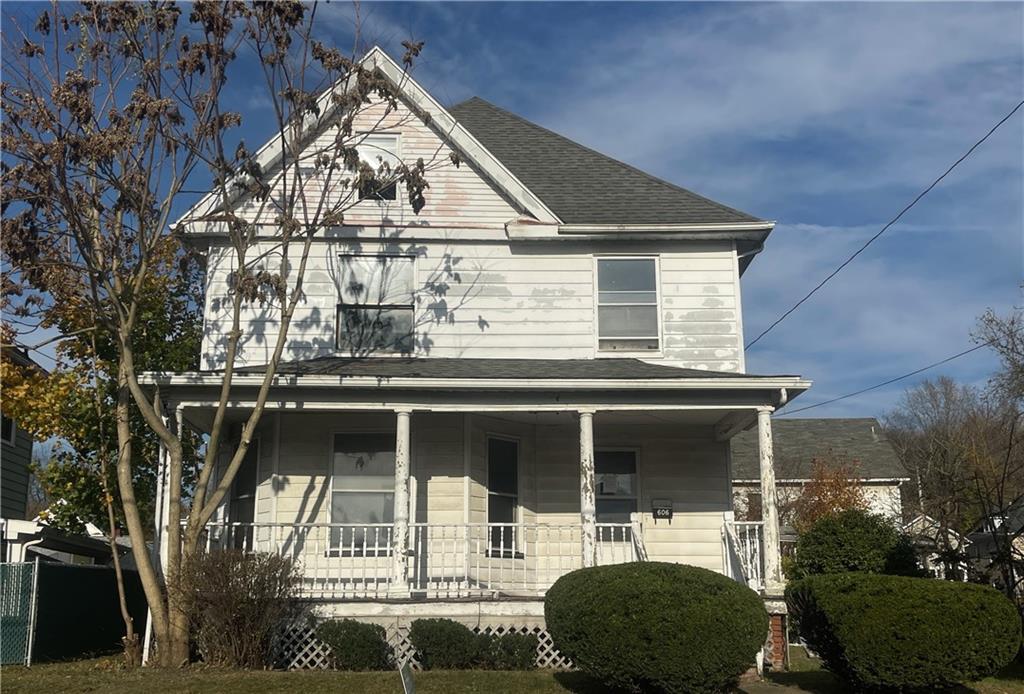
[235,96,520,229]
[201,238,744,371]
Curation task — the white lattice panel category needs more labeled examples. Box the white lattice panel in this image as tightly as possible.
[274,619,570,670]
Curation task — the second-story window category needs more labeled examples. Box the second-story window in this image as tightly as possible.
[355,134,399,201]
[337,254,415,354]
[596,257,659,351]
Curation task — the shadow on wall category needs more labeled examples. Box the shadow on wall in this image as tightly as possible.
[202,222,488,369]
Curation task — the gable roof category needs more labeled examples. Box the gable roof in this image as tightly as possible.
[449,96,763,227]
[730,417,909,482]
[175,48,561,231]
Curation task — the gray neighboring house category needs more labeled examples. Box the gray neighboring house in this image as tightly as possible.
[731,418,909,533]
[1,347,45,521]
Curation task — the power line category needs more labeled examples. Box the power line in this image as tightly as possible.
[775,341,992,417]
[746,99,1024,350]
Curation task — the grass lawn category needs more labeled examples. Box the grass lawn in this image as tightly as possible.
[3,652,1022,694]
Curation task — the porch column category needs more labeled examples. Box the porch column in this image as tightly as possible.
[579,409,597,568]
[758,409,784,592]
[390,408,413,596]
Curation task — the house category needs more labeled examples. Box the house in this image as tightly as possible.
[142,47,811,669]
[1,347,45,521]
[966,494,1024,599]
[902,514,970,581]
[730,417,909,538]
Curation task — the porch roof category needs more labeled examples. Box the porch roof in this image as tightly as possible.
[231,356,790,381]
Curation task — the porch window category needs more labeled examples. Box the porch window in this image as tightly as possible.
[595,450,637,534]
[337,254,415,354]
[330,433,395,554]
[596,258,659,351]
[487,437,520,557]
[356,133,399,201]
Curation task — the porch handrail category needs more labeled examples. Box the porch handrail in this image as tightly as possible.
[188,520,643,600]
[723,520,764,592]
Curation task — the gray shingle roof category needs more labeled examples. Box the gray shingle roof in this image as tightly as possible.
[731,418,908,481]
[233,356,766,380]
[449,97,763,226]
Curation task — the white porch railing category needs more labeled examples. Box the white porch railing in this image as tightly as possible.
[194,520,645,600]
[723,520,765,592]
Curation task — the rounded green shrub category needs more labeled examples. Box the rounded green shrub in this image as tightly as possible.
[545,562,768,693]
[787,573,1020,690]
[316,619,394,670]
[408,618,482,669]
[791,509,922,578]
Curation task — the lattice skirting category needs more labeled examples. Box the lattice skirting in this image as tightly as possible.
[273,620,572,671]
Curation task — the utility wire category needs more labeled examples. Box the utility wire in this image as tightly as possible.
[746,99,1024,350]
[775,341,992,417]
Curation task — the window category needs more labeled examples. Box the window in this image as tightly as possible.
[331,433,395,553]
[487,437,519,556]
[355,134,399,201]
[596,258,659,351]
[595,450,638,529]
[229,442,259,549]
[337,254,415,354]
[1,414,14,445]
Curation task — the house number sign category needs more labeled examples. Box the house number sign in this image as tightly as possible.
[651,498,673,520]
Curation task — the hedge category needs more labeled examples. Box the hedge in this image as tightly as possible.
[787,573,1020,690]
[790,509,922,578]
[316,619,394,670]
[545,562,767,693]
[407,619,538,670]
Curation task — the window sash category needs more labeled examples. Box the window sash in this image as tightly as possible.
[596,258,659,349]
[355,134,399,201]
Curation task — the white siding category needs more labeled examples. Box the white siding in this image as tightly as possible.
[201,238,743,371]
[258,413,731,572]
[198,93,746,373]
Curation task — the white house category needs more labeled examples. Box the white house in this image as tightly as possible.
[731,417,909,536]
[143,48,810,669]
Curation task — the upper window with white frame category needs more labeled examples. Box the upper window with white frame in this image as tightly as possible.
[596,258,659,351]
[337,254,415,355]
[355,134,399,201]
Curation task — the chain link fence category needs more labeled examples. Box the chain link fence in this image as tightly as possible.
[1,560,39,666]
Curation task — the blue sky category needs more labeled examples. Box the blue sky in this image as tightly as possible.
[298,1,1021,419]
[7,2,1023,422]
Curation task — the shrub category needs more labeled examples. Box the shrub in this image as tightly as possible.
[316,619,393,670]
[408,618,482,669]
[180,549,301,668]
[787,573,1020,690]
[791,509,923,578]
[485,631,538,670]
[545,562,767,693]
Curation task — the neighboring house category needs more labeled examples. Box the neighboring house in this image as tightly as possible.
[966,495,1024,599]
[142,48,811,668]
[1,347,45,521]
[731,418,909,538]
[902,514,970,581]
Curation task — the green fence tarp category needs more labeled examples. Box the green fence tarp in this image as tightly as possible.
[1,562,36,665]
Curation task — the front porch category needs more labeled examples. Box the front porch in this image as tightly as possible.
[150,358,803,606]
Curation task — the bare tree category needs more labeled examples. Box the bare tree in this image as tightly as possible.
[3,1,445,665]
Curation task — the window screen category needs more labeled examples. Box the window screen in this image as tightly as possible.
[331,433,396,552]
[356,134,399,201]
[597,258,659,351]
[337,255,415,354]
